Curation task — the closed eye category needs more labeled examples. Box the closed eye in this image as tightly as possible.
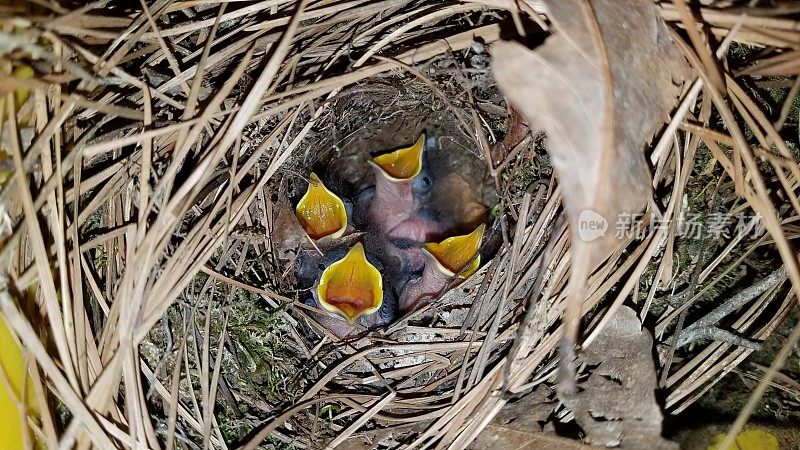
[413,173,432,194]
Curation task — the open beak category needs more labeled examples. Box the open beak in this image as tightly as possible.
[316,243,383,323]
[423,224,485,278]
[368,133,425,182]
[295,173,348,241]
[397,225,485,313]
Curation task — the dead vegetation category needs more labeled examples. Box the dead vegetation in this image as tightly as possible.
[0,1,799,449]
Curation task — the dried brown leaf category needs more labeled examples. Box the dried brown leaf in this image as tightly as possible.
[492,0,689,390]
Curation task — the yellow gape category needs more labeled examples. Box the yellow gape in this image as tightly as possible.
[369,133,425,181]
[424,224,485,278]
[316,243,383,323]
[295,173,348,240]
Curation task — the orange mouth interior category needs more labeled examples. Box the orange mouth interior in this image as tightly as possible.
[370,133,425,181]
[317,243,383,322]
[295,173,348,240]
[424,224,485,278]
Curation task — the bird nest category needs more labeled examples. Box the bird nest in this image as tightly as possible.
[1,1,799,449]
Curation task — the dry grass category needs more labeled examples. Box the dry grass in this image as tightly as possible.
[0,1,799,449]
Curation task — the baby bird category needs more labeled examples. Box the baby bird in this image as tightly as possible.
[300,242,398,337]
[273,174,398,336]
[272,172,349,261]
[356,134,493,314]
[359,133,490,243]
[295,172,349,241]
[399,224,485,313]
[361,133,448,243]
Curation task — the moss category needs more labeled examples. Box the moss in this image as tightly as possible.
[223,292,303,406]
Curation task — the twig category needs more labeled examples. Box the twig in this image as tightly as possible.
[676,266,788,348]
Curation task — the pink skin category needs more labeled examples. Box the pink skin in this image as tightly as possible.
[398,252,451,313]
[366,172,415,236]
[366,167,446,243]
[311,312,360,338]
[388,215,448,243]
[308,311,380,338]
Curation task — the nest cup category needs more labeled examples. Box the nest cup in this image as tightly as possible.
[280,90,502,331]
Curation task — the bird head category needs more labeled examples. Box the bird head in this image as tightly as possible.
[295,172,348,241]
[398,224,486,313]
[315,242,384,324]
[364,133,444,240]
[423,223,485,279]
